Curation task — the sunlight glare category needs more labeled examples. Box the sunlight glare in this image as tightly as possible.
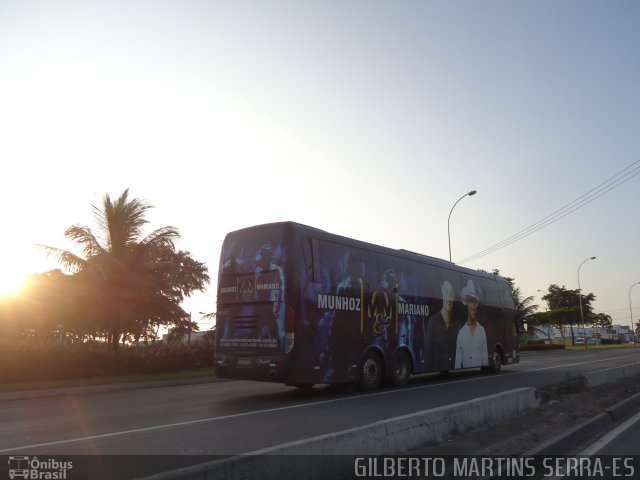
[0,271,27,297]
[0,253,32,297]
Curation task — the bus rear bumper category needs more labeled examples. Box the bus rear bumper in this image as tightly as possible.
[214,353,288,383]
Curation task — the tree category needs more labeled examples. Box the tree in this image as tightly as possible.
[40,189,210,348]
[541,284,596,344]
[489,269,538,334]
[530,308,582,343]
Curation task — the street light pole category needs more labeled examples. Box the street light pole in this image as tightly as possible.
[447,190,477,262]
[577,256,596,348]
[629,282,640,344]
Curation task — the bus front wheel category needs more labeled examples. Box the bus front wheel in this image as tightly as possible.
[358,351,383,391]
[390,350,411,387]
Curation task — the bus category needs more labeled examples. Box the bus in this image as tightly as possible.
[214,222,519,391]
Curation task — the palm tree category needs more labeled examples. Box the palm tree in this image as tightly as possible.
[511,285,538,333]
[488,269,538,334]
[40,189,183,348]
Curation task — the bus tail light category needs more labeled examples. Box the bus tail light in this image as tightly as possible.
[284,305,296,354]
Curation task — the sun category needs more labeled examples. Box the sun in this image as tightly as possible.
[0,271,27,297]
[0,249,54,298]
[0,255,30,298]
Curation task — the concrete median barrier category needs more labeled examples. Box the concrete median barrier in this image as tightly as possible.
[138,387,540,480]
[582,361,640,388]
[137,363,640,479]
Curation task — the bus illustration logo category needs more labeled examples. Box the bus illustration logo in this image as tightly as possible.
[8,456,73,479]
[8,457,29,480]
[238,278,254,298]
[366,291,396,335]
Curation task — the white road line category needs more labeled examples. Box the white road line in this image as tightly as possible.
[584,361,640,375]
[579,410,640,456]
[2,352,639,453]
[545,409,640,479]
[521,353,640,373]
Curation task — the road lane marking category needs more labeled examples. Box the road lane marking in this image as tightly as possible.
[2,352,639,453]
[583,361,640,375]
[579,410,640,456]
[545,410,640,480]
[520,353,640,373]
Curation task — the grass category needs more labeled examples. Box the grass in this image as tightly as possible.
[521,341,639,355]
[0,367,215,393]
[564,342,638,350]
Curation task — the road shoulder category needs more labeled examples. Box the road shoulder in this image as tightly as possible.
[411,373,640,456]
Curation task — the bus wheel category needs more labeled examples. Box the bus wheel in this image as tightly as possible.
[487,348,503,373]
[358,351,383,391]
[390,350,411,387]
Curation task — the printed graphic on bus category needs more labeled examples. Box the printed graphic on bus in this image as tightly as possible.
[215,222,518,390]
[216,224,287,352]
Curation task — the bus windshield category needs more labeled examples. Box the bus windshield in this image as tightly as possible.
[217,224,287,353]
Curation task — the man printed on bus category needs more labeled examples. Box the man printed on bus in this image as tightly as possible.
[396,269,418,359]
[254,242,285,346]
[325,251,363,381]
[455,279,488,368]
[424,280,456,372]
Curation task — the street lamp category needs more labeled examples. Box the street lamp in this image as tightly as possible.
[629,282,640,344]
[577,256,596,348]
[447,190,477,262]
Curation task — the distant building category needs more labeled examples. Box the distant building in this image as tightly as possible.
[531,324,634,343]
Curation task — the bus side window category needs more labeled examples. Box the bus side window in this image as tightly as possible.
[311,239,348,286]
[481,278,502,308]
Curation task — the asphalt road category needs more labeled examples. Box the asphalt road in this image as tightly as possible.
[582,408,640,456]
[1,348,639,464]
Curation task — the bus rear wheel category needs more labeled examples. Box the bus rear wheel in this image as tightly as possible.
[485,347,503,374]
[390,350,411,387]
[358,351,383,391]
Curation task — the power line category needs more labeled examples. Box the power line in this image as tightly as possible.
[459,159,640,264]
[460,159,640,263]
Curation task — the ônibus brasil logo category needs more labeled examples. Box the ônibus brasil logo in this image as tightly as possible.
[8,456,73,480]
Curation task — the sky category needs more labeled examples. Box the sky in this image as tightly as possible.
[1,1,639,333]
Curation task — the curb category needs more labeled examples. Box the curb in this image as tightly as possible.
[582,361,640,388]
[526,388,640,456]
[607,391,640,420]
[525,412,612,456]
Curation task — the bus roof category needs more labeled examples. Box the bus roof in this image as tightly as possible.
[226,221,505,282]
